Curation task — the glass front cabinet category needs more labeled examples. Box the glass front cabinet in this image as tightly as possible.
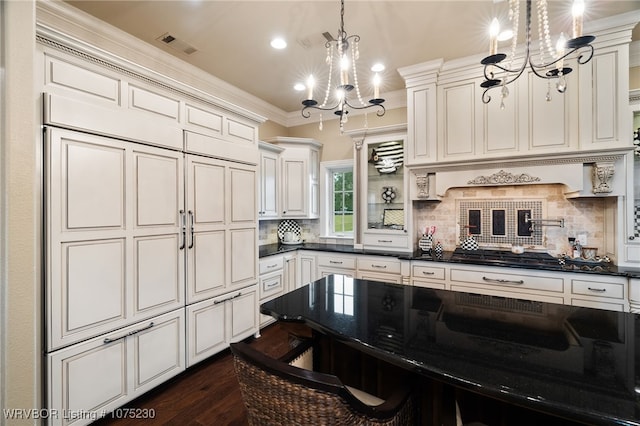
[355,130,412,253]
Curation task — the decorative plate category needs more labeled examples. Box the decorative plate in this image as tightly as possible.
[277,219,302,242]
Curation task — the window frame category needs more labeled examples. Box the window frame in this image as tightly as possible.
[320,159,355,239]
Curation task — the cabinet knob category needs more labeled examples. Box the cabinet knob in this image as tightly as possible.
[630,236,636,241]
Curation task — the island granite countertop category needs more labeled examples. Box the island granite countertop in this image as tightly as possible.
[261,276,640,425]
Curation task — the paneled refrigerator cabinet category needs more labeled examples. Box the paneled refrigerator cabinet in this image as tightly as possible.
[45,127,258,424]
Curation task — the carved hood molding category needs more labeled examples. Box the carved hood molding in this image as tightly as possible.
[408,149,632,198]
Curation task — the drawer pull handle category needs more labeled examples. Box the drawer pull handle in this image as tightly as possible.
[267,264,279,269]
[179,210,186,250]
[377,239,392,243]
[587,287,607,293]
[266,281,280,289]
[422,271,435,275]
[482,277,524,285]
[329,260,343,265]
[372,264,387,269]
[104,322,155,344]
[214,292,243,305]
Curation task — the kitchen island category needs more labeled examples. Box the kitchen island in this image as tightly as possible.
[261,275,640,425]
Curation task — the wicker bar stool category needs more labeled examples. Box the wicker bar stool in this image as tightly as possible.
[231,341,416,425]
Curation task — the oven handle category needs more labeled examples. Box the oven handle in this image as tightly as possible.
[482,276,524,285]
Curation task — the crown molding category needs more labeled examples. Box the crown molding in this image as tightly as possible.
[35,0,292,125]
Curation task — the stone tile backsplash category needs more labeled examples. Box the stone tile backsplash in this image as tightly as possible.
[259,184,607,257]
[414,184,606,256]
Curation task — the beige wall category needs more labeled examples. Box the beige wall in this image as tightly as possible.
[2,0,41,421]
[631,66,640,91]
[288,107,408,162]
[258,119,289,140]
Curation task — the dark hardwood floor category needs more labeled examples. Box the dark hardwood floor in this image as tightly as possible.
[93,322,312,426]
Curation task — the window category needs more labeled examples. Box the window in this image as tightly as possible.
[321,160,355,239]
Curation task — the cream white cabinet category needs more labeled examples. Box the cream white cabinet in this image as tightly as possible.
[284,253,299,291]
[317,254,357,278]
[258,142,284,219]
[258,255,286,327]
[299,252,319,285]
[186,286,257,366]
[265,137,322,219]
[355,131,413,253]
[356,256,403,284]
[397,59,441,165]
[185,154,257,304]
[48,309,185,426]
[449,264,565,304]
[629,278,640,313]
[569,276,628,312]
[46,128,185,351]
[410,262,448,290]
[435,68,577,163]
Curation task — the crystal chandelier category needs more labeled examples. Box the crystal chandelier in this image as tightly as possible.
[301,0,385,132]
[480,0,595,107]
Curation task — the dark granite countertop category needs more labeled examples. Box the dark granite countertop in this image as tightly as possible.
[261,276,640,425]
[259,243,636,277]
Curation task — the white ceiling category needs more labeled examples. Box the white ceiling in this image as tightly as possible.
[66,1,640,114]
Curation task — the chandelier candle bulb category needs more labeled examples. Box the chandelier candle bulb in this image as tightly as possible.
[373,73,380,99]
[572,0,584,39]
[306,75,315,100]
[556,33,566,70]
[489,18,500,56]
[340,55,349,86]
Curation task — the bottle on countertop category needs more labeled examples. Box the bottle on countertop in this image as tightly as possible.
[569,237,582,259]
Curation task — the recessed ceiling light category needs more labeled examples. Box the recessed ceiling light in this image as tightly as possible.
[270,37,287,49]
[371,63,385,72]
[294,83,305,91]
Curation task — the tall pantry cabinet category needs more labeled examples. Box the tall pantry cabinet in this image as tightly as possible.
[38,32,263,425]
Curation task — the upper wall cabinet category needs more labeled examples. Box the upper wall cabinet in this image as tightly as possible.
[399,15,637,167]
[37,42,264,164]
[258,141,285,220]
[264,137,322,220]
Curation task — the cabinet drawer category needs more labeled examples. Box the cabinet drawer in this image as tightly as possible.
[362,233,409,249]
[317,255,356,270]
[357,271,403,284]
[357,256,401,274]
[571,278,625,300]
[412,264,446,281]
[260,272,284,300]
[450,267,564,293]
[259,256,284,274]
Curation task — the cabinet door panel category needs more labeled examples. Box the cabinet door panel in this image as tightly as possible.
[192,160,225,225]
[441,82,476,157]
[230,166,256,223]
[528,74,570,150]
[47,55,121,103]
[132,311,185,391]
[134,235,182,313]
[282,159,306,216]
[191,230,226,301]
[128,85,180,120]
[48,338,128,426]
[65,139,125,230]
[230,290,257,341]
[185,104,223,135]
[55,239,126,350]
[134,152,181,227]
[260,152,279,218]
[230,228,257,287]
[187,299,227,366]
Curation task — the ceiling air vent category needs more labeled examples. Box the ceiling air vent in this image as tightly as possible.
[156,33,198,55]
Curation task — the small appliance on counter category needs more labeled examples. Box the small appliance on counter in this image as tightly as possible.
[277,219,303,245]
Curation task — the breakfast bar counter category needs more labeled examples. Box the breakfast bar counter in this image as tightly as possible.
[261,275,640,425]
